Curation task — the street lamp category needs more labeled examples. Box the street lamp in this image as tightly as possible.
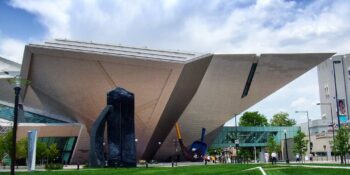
[233,114,240,163]
[284,129,289,164]
[332,59,345,164]
[253,136,257,163]
[332,60,342,129]
[7,76,30,175]
[316,102,337,162]
[295,110,312,154]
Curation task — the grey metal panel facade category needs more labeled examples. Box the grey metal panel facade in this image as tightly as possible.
[317,54,350,124]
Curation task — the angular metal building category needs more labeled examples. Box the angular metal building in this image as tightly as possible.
[0,39,334,163]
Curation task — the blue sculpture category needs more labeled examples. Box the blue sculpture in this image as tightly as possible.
[175,123,207,162]
[89,87,136,167]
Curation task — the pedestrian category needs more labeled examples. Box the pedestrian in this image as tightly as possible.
[296,154,300,163]
[271,152,277,165]
[309,153,313,162]
[264,152,269,163]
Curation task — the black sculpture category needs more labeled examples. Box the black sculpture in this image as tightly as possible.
[89,87,136,167]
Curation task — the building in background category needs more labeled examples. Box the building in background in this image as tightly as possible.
[318,54,350,126]
[211,126,300,162]
[297,54,350,161]
[299,119,334,160]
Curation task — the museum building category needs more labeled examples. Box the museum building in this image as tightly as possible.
[0,39,334,163]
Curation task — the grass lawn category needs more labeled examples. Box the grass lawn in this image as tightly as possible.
[3,164,261,175]
[265,166,350,175]
[1,164,350,175]
[294,163,350,166]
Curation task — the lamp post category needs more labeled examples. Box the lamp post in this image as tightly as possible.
[332,60,344,164]
[234,114,239,163]
[284,129,289,164]
[7,76,30,175]
[316,102,336,162]
[332,60,342,128]
[295,110,312,154]
[253,136,257,163]
[9,76,21,175]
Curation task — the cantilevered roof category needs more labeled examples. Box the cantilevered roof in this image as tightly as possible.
[0,56,20,78]
[29,39,207,63]
[15,39,335,162]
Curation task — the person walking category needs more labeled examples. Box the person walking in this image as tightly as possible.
[271,152,277,165]
[264,152,269,163]
[296,153,300,163]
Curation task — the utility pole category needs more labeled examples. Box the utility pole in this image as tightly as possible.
[332,60,343,164]
[284,129,289,164]
[295,111,312,154]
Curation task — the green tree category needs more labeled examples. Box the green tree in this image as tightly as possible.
[239,111,268,126]
[16,138,28,159]
[266,136,280,155]
[270,112,296,126]
[333,127,350,164]
[0,131,12,162]
[0,134,6,161]
[0,132,55,165]
[293,130,308,162]
[36,141,48,165]
[237,148,253,163]
[45,143,60,163]
[207,147,222,156]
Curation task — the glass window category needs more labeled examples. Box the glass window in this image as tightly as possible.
[38,136,77,163]
[0,104,66,123]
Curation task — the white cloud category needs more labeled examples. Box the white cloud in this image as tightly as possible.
[0,37,26,63]
[6,0,350,124]
[8,0,350,53]
[291,97,308,109]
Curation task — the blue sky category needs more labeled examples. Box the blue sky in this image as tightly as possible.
[1,0,350,125]
[0,1,44,40]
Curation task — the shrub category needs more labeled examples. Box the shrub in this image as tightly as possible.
[139,160,147,164]
[45,163,63,170]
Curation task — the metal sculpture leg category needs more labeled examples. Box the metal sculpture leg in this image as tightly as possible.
[89,105,112,167]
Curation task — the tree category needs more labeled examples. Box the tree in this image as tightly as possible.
[293,130,308,162]
[266,136,280,155]
[270,112,296,126]
[0,131,12,162]
[239,111,268,126]
[237,148,253,163]
[207,147,222,156]
[0,132,28,163]
[36,141,48,165]
[45,143,60,163]
[0,132,56,165]
[333,127,350,164]
[16,138,28,160]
